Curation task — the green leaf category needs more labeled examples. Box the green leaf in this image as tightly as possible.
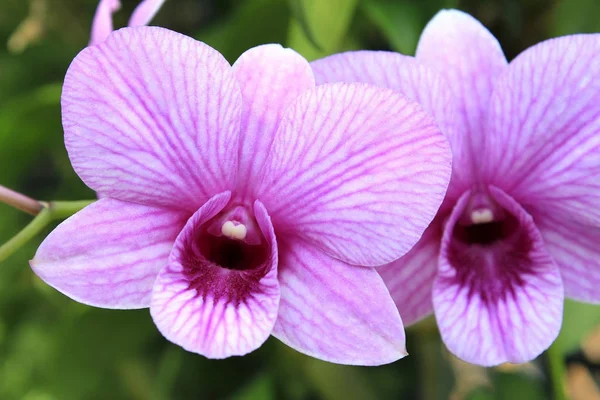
[362,0,422,54]
[287,0,323,50]
[287,0,360,60]
[362,0,459,55]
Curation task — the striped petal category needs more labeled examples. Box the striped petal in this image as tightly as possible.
[151,194,280,358]
[378,220,442,326]
[259,83,451,266]
[416,9,507,180]
[30,198,188,309]
[434,188,563,366]
[232,44,315,199]
[535,210,600,303]
[272,239,406,365]
[64,27,242,211]
[312,51,468,199]
[482,35,600,225]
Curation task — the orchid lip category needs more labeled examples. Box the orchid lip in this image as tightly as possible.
[149,194,280,359]
[436,188,564,366]
[443,188,540,305]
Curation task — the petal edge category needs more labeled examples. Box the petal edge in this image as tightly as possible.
[31,198,188,309]
[273,239,407,365]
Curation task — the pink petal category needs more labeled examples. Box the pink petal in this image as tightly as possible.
[63,27,242,211]
[311,52,452,132]
[89,0,121,46]
[259,83,452,266]
[482,35,600,225]
[151,194,280,358]
[416,9,507,180]
[231,44,315,200]
[434,187,563,366]
[30,198,188,309]
[312,52,469,199]
[272,239,406,365]
[378,220,442,326]
[535,210,600,303]
[312,53,440,108]
[128,0,166,27]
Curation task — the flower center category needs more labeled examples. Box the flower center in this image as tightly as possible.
[194,205,268,271]
[452,192,518,246]
[442,189,538,306]
[170,196,277,308]
[221,221,247,240]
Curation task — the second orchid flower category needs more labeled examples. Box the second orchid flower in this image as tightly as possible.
[313,9,600,366]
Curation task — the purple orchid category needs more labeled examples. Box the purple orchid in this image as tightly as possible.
[30,27,452,364]
[90,0,165,45]
[312,9,600,366]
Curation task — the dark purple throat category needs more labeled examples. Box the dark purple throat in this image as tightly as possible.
[176,204,273,303]
[443,191,538,305]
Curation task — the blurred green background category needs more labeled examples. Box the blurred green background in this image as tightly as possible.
[1,0,600,399]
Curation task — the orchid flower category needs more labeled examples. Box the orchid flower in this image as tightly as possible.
[312,9,600,366]
[30,27,452,364]
[90,0,165,45]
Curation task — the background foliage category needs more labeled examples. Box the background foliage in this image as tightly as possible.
[1,0,599,399]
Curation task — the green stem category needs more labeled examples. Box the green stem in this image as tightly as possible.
[49,200,96,219]
[0,208,52,263]
[0,199,95,263]
[547,342,567,400]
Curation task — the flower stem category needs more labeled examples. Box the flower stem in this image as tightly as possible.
[0,208,51,262]
[49,200,96,219]
[0,184,43,215]
[0,199,95,263]
[547,342,567,400]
